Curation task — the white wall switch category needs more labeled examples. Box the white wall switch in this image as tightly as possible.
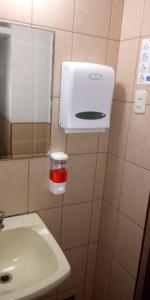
[134,90,147,114]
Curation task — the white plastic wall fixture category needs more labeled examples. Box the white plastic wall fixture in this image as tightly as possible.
[48,152,68,195]
[49,152,68,161]
[49,181,67,195]
[59,62,115,133]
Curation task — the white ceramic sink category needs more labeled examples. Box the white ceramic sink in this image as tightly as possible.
[0,213,71,300]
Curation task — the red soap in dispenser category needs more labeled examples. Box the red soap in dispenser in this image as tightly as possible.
[49,152,68,194]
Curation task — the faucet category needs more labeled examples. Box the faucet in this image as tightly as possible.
[0,211,5,230]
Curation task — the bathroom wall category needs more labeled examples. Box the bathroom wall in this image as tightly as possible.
[94,0,150,299]
[0,1,121,300]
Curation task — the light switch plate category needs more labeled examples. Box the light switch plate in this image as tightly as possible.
[134,90,147,114]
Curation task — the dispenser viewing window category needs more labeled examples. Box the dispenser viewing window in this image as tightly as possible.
[49,152,68,195]
[59,62,115,133]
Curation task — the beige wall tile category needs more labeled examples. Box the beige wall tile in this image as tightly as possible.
[104,154,124,208]
[50,99,66,152]
[12,123,50,157]
[121,0,145,40]
[58,246,88,291]
[12,123,33,156]
[86,243,97,282]
[32,0,75,31]
[61,202,92,249]
[64,154,96,205]
[107,40,119,72]
[12,123,33,141]
[0,159,28,216]
[38,207,62,243]
[32,141,48,155]
[120,162,150,228]
[52,30,72,98]
[99,201,118,253]
[74,0,112,38]
[114,39,139,101]
[90,200,102,243]
[109,101,131,158]
[67,133,98,154]
[94,245,112,300]
[72,33,107,64]
[114,213,143,277]
[94,153,107,201]
[33,123,50,155]
[98,130,109,153]
[0,0,32,23]
[57,286,84,300]
[28,157,63,212]
[109,0,124,40]
[141,0,150,36]
[108,259,135,300]
[126,105,150,170]
[84,282,93,300]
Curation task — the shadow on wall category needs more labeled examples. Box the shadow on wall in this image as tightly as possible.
[114,82,127,100]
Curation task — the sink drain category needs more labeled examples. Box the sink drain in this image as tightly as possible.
[0,273,12,284]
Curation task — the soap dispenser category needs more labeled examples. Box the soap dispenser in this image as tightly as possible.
[48,152,68,195]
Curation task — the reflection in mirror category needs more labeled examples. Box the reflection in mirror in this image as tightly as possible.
[0,23,54,159]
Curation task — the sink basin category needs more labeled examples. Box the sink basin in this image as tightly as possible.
[0,213,71,300]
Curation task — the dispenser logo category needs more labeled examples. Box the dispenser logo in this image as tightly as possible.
[89,73,102,80]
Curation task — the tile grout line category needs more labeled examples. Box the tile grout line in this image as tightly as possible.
[57,283,86,298]
[1,18,150,42]
[98,241,137,281]
[59,195,64,247]
[106,0,114,68]
[72,0,77,33]
[82,147,98,298]
[107,151,150,173]
[31,0,33,25]
[118,0,125,42]
[139,0,146,37]
[92,0,120,284]
[108,0,114,39]
[102,195,146,231]
[29,19,115,40]
[27,199,101,216]
[91,242,99,299]
[71,0,77,62]
[112,99,150,105]
[56,196,64,298]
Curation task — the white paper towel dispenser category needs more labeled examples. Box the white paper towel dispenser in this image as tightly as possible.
[59,62,115,133]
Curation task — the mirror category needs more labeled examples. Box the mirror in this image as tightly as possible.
[0,22,54,159]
